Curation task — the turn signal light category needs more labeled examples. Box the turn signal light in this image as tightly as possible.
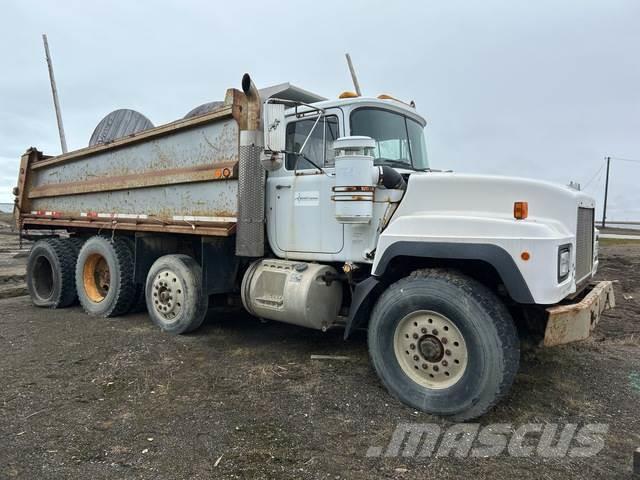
[514,202,528,220]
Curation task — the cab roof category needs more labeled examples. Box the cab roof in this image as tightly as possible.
[289,96,427,127]
[259,83,426,127]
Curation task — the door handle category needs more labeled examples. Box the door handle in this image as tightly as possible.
[276,184,292,190]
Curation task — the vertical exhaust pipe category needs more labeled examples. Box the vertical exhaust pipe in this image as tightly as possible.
[236,73,265,257]
[241,73,261,131]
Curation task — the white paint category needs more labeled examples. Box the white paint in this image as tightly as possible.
[373,172,599,304]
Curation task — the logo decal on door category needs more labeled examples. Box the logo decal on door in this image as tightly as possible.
[294,191,320,207]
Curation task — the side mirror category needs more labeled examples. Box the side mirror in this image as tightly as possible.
[260,103,286,171]
[264,103,286,152]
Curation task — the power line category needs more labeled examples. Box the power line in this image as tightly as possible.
[609,156,640,164]
[582,160,607,190]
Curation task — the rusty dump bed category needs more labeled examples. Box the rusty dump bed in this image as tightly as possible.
[15,88,250,237]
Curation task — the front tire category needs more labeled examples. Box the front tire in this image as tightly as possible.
[368,269,519,421]
[145,254,208,334]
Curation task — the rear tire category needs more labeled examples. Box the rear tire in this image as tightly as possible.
[368,268,520,421]
[145,254,207,334]
[120,236,147,313]
[26,238,78,308]
[75,236,136,317]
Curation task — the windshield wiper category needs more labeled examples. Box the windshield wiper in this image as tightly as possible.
[375,159,426,171]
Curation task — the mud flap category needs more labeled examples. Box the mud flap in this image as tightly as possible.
[544,281,615,346]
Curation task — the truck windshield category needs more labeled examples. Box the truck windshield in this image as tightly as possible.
[350,108,428,170]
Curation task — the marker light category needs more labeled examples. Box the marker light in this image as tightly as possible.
[558,246,571,282]
[339,91,359,99]
[514,202,528,220]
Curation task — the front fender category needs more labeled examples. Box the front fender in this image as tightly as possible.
[373,240,534,303]
[373,214,574,305]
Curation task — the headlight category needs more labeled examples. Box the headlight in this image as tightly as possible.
[558,245,571,282]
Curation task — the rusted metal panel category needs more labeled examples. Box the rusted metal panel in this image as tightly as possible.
[21,216,235,237]
[544,281,615,346]
[31,104,235,170]
[30,119,238,188]
[28,160,238,198]
[14,149,36,216]
[29,178,238,219]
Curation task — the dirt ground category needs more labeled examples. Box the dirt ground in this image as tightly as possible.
[0,213,29,300]
[0,233,639,479]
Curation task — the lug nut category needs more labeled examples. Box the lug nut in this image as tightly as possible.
[421,327,427,334]
[432,329,438,335]
[422,363,428,370]
[413,355,419,361]
[441,337,448,344]
[433,365,439,372]
[445,349,451,356]
[442,360,448,367]
[410,344,416,350]
[413,333,419,339]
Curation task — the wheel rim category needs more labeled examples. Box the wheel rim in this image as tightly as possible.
[83,253,110,303]
[393,310,468,389]
[33,255,54,300]
[151,269,185,323]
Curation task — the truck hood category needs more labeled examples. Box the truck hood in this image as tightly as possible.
[389,172,595,238]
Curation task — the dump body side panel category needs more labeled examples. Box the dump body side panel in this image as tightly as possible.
[18,101,243,237]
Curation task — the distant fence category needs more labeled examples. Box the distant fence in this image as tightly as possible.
[596,220,640,228]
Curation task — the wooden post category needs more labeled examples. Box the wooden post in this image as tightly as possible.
[42,34,68,154]
[601,156,611,229]
[345,53,362,96]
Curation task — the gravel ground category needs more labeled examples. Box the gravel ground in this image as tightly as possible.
[0,240,638,479]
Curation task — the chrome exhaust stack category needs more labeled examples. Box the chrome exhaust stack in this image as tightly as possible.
[236,73,266,257]
[241,73,261,132]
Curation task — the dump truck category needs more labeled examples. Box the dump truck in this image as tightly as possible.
[14,74,615,420]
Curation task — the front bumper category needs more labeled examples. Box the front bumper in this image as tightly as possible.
[543,281,615,346]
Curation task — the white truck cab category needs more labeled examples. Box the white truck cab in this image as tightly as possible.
[265,94,601,304]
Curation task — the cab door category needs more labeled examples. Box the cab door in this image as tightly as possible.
[266,112,344,255]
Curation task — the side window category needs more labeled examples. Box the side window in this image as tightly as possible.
[285,115,339,170]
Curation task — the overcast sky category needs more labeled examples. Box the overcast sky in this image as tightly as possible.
[1,0,639,220]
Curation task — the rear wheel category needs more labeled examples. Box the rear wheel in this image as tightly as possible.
[145,254,207,334]
[26,238,78,308]
[75,236,136,317]
[368,268,520,421]
[120,236,146,313]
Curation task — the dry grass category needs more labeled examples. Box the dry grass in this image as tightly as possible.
[600,333,640,346]
[599,237,640,246]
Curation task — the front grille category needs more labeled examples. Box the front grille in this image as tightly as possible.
[575,207,594,281]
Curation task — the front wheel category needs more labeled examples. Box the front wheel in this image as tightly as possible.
[368,269,520,421]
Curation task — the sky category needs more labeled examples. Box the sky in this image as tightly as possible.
[1,0,639,221]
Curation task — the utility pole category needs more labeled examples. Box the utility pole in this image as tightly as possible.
[602,156,611,229]
[345,53,362,96]
[42,34,68,154]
